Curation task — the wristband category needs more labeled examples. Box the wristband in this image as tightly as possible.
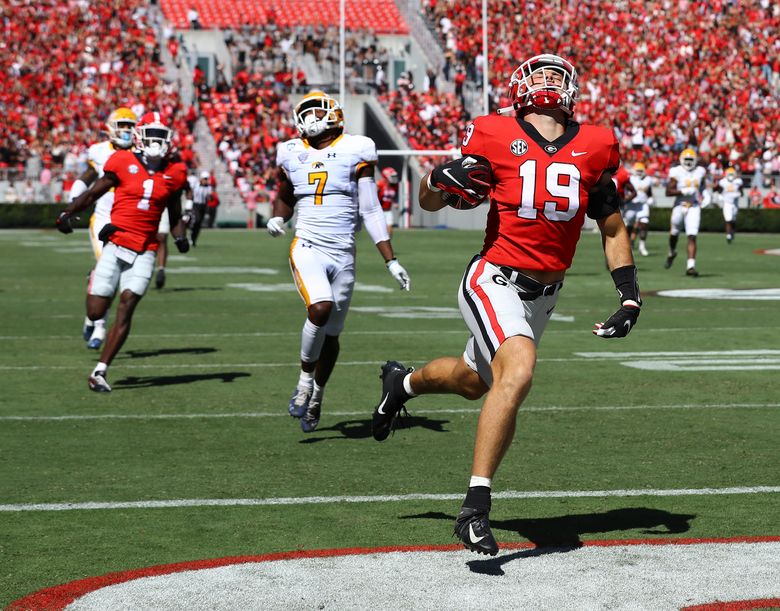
[611,265,641,306]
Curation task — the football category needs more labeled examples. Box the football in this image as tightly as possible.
[442,190,485,210]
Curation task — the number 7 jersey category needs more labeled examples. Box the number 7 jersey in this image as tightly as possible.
[276,134,378,250]
[462,115,620,271]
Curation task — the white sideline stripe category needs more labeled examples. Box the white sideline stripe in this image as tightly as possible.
[2,402,778,422]
[1,326,778,340]
[2,486,778,513]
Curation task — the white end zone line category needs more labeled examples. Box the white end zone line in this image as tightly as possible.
[2,402,778,422]
[2,486,778,513]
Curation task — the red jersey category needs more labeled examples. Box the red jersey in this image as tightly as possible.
[377,179,398,211]
[103,150,188,252]
[461,115,619,271]
[612,165,631,199]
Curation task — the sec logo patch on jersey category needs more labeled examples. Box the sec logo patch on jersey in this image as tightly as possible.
[510,139,528,156]
[128,164,139,174]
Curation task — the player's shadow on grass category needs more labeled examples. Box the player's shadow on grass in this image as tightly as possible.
[298,415,450,443]
[123,347,218,359]
[402,507,695,575]
[168,287,225,293]
[113,372,250,388]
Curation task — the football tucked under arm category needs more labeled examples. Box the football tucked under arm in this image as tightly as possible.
[428,155,492,207]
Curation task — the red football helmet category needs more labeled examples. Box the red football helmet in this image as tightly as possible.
[508,54,579,116]
[133,111,173,159]
[381,167,399,184]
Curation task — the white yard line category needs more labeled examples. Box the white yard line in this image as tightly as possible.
[1,486,777,513]
[1,402,778,422]
[1,326,778,341]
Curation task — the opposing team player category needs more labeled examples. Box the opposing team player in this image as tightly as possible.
[68,107,137,349]
[627,162,654,256]
[56,112,191,392]
[371,55,640,555]
[377,166,400,235]
[715,167,743,243]
[267,91,411,433]
[664,148,708,276]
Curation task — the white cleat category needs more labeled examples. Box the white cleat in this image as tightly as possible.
[639,244,649,257]
[88,371,112,393]
[87,326,106,350]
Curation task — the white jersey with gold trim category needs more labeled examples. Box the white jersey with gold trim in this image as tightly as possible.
[276,133,377,250]
[718,176,743,206]
[87,140,118,222]
[668,164,707,207]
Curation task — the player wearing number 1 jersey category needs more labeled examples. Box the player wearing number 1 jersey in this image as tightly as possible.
[267,91,411,434]
[371,54,641,556]
[56,112,191,392]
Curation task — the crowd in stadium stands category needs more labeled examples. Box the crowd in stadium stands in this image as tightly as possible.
[199,26,394,204]
[0,0,194,201]
[424,0,780,179]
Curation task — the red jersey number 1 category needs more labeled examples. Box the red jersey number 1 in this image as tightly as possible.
[518,160,581,222]
[137,179,154,210]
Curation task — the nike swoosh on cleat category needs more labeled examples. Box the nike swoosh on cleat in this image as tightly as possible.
[468,523,486,543]
[376,394,389,415]
[571,151,587,157]
[623,321,632,332]
[441,168,465,187]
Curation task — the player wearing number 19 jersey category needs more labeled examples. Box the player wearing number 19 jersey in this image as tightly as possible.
[56,112,190,393]
[371,54,641,557]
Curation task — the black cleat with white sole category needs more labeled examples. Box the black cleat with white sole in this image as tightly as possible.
[372,360,413,442]
[88,371,112,393]
[454,507,499,556]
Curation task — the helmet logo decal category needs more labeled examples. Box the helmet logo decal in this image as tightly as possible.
[510,139,528,156]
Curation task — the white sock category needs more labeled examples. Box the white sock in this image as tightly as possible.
[298,370,313,390]
[311,381,324,403]
[94,318,106,329]
[687,258,696,270]
[403,372,416,396]
[300,319,326,363]
[92,362,108,376]
[84,316,93,327]
[640,240,646,248]
[469,475,491,489]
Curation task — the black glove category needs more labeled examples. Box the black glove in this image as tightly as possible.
[56,211,74,234]
[174,236,190,253]
[429,155,492,205]
[593,265,641,338]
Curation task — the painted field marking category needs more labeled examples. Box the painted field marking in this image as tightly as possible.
[657,288,780,300]
[1,486,778,513]
[227,282,394,293]
[8,539,780,611]
[2,402,778,423]
[3,325,778,342]
[351,306,574,322]
[575,349,780,372]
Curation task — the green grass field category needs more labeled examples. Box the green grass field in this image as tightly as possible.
[1,227,779,605]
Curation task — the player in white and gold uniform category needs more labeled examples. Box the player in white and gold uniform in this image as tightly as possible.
[268,91,411,433]
[69,108,138,349]
[627,162,653,256]
[716,167,743,243]
[664,148,708,276]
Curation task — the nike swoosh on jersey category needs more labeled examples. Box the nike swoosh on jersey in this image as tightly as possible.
[571,151,588,157]
[376,394,389,415]
[469,523,486,543]
[163,175,173,179]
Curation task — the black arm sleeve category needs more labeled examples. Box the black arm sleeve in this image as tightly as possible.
[587,179,621,220]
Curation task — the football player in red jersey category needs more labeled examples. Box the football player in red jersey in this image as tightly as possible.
[377,166,400,235]
[371,55,641,556]
[56,112,191,393]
